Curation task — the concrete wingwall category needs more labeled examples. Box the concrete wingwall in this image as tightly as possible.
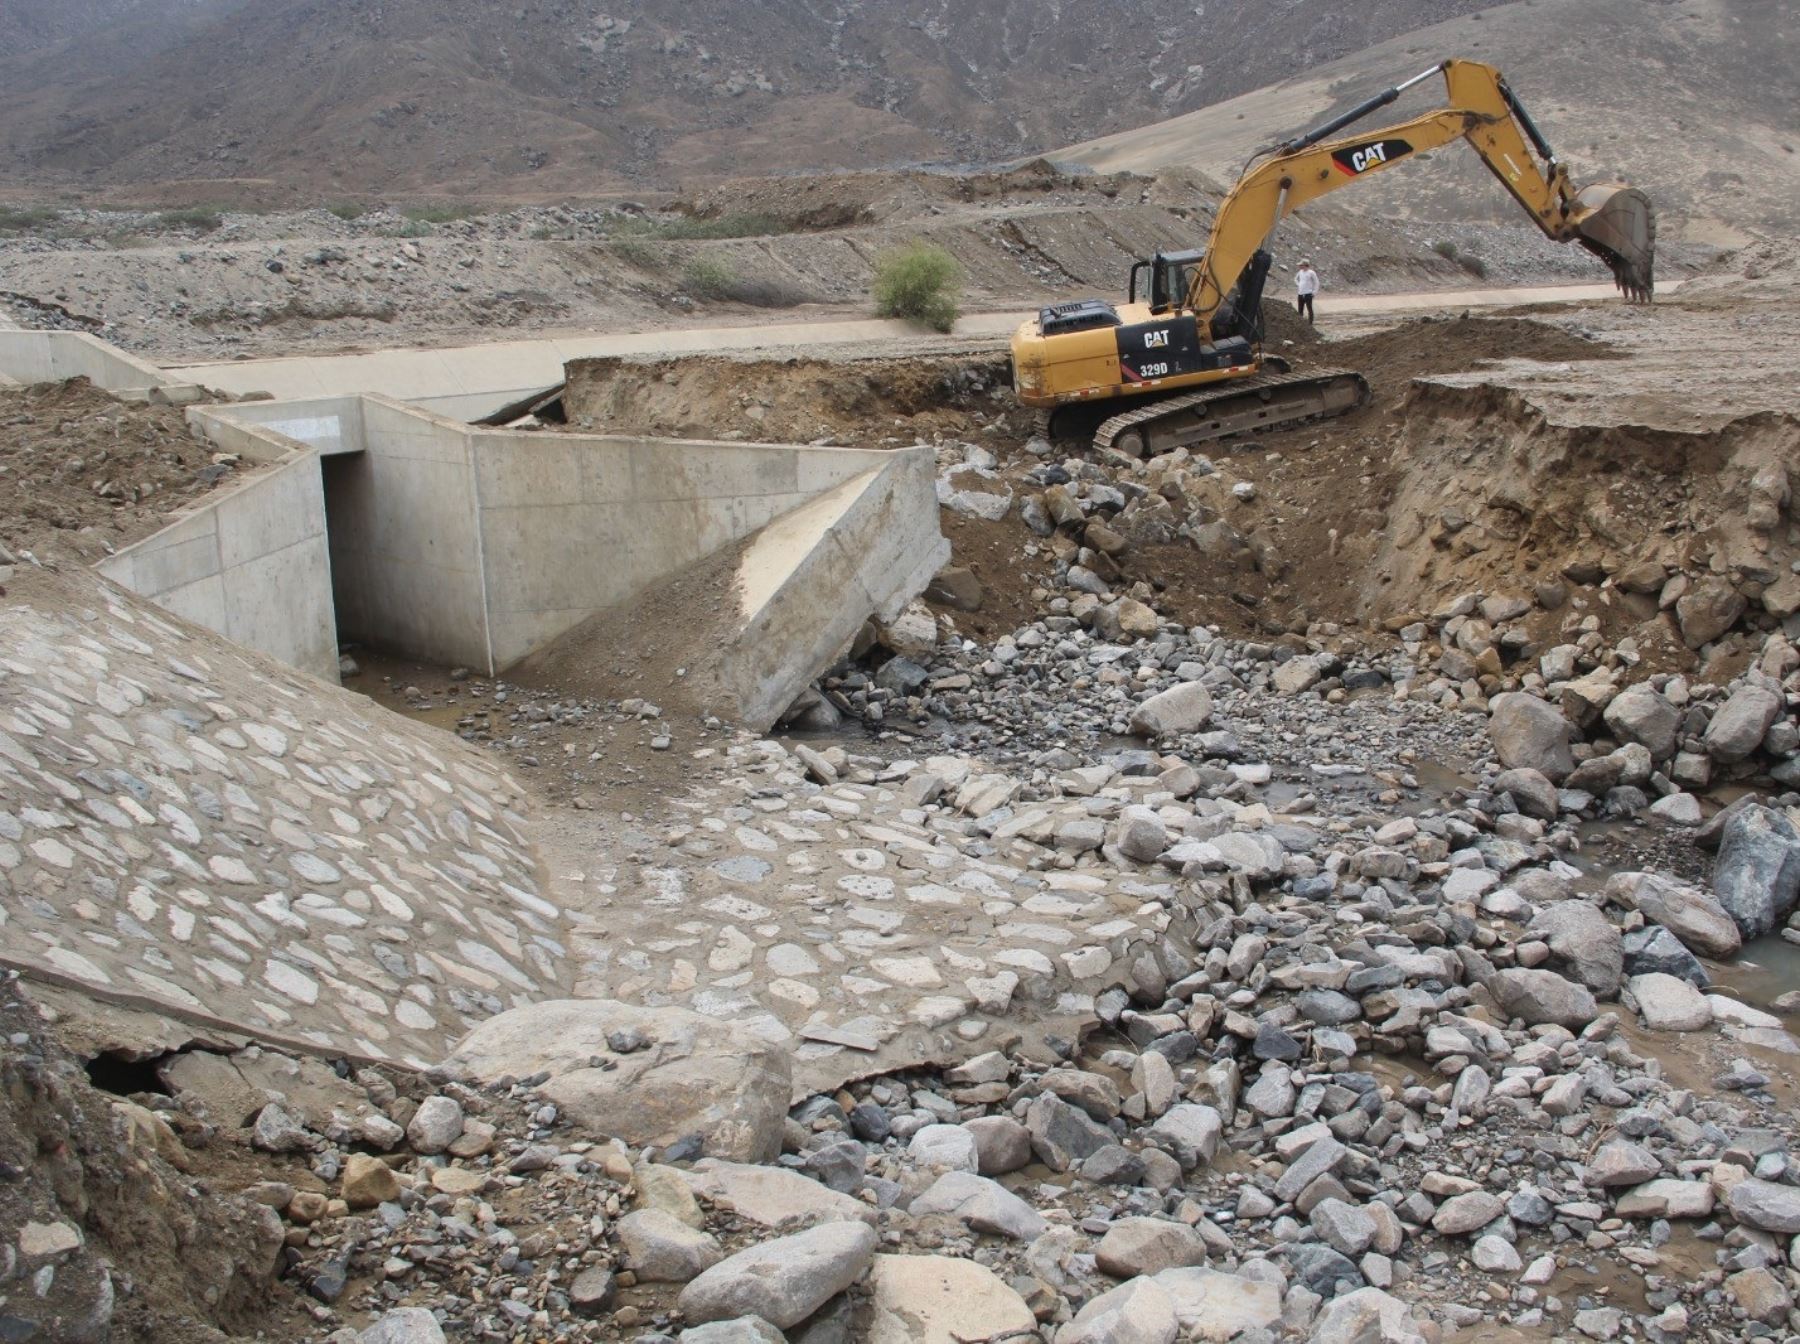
[0,330,202,399]
[95,449,338,681]
[729,454,950,728]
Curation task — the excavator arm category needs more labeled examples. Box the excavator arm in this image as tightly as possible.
[1186,58,1656,319]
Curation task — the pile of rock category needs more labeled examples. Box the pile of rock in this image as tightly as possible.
[1484,629,1799,824]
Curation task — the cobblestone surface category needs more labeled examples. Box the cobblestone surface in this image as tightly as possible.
[544,739,1332,1093]
[0,570,569,1065]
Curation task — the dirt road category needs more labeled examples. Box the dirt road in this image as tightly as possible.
[170,280,1676,418]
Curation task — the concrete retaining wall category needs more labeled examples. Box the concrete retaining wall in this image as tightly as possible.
[327,399,490,670]
[194,394,365,459]
[99,393,947,720]
[95,451,338,680]
[0,331,203,400]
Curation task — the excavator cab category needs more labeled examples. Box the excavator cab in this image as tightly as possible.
[1129,249,1206,314]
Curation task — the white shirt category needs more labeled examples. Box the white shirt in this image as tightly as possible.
[1295,268,1319,296]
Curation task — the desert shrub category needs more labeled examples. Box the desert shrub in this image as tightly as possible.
[403,203,480,224]
[873,242,961,332]
[378,219,435,239]
[157,207,223,233]
[1459,253,1489,279]
[1431,239,1459,260]
[682,256,739,299]
[611,212,785,241]
[327,203,367,221]
[724,277,813,308]
[611,237,661,268]
[660,212,784,240]
[0,206,59,233]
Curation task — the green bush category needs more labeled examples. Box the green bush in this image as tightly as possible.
[682,257,738,299]
[873,242,961,332]
[157,207,223,233]
[378,219,435,239]
[609,211,785,242]
[0,206,59,233]
[1459,253,1489,279]
[611,237,661,268]
[327,203,368,221]
[1431,239,1459,261]
[403,203,479,224]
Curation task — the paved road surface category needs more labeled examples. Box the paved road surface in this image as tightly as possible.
[168,280,1680,420]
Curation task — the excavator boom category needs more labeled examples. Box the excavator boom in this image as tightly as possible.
[1185,59,1655,320]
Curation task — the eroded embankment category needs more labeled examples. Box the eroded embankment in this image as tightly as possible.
[927,313,1791,678]
[1363,384,1799,666]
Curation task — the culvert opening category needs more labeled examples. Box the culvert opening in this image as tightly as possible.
[318,449,381,657]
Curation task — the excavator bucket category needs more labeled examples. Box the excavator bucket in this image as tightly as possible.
[1573,185,1656,302]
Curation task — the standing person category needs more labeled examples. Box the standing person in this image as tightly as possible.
[1295,260,1319,324]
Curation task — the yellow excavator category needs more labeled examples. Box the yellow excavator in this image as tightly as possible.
[1011,59,1656,455]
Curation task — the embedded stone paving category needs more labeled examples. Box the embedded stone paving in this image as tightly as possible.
[0,571,569,1066]
[545,739,1326,1090]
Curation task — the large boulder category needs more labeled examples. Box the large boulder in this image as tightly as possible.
[440,1000,790,1163]
[681,1160,876,1229]
[1609,872,1741,960]
[1488,693,1575,782]
[865,1254,1036,1344]
[1676,577,1746,649]
[617,1209,723,1283]
[1728,1179,1800,1234]
[1527,902,1623,998]
[1061,1276,1179,1344]
[1308,1288,1427,1344]
[1486,968,1598,1028]
[1494,767,1559,821]
[1129,682,1212,738]
[678,1222,878,1329]
[1622,926,1711,986]
[1094,1218,1210,1278]
[362,1310,448,1344]
[1712,805,1800,938]
[1626,973,1712,1031]
[1153,1268,1283,1342]
[908,1171,1046,1242]
[1603,685,1681,761]
[1704,684,1784,763]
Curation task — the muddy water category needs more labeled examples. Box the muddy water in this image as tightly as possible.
[339,652,476,734]
[1728,936,1800,1013]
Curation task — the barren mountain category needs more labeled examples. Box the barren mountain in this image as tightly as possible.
[0,0,1499,200]
[1053,0,1798,244]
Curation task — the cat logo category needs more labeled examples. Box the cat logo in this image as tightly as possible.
[1144,329,1171,348]
[1331,137,1414,176]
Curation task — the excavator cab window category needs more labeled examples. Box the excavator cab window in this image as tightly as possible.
[1150,249,1206,314]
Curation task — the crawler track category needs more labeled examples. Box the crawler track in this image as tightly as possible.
[1092,367,1371,455]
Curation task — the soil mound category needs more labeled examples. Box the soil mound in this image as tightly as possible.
[505,537,751,719]
[0,377,245,559]
[564,352,1020,446]
[1313,313,1619,391]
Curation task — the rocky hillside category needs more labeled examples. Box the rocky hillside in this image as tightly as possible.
[1054,0,1799,244]
[0,0,1497,198]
